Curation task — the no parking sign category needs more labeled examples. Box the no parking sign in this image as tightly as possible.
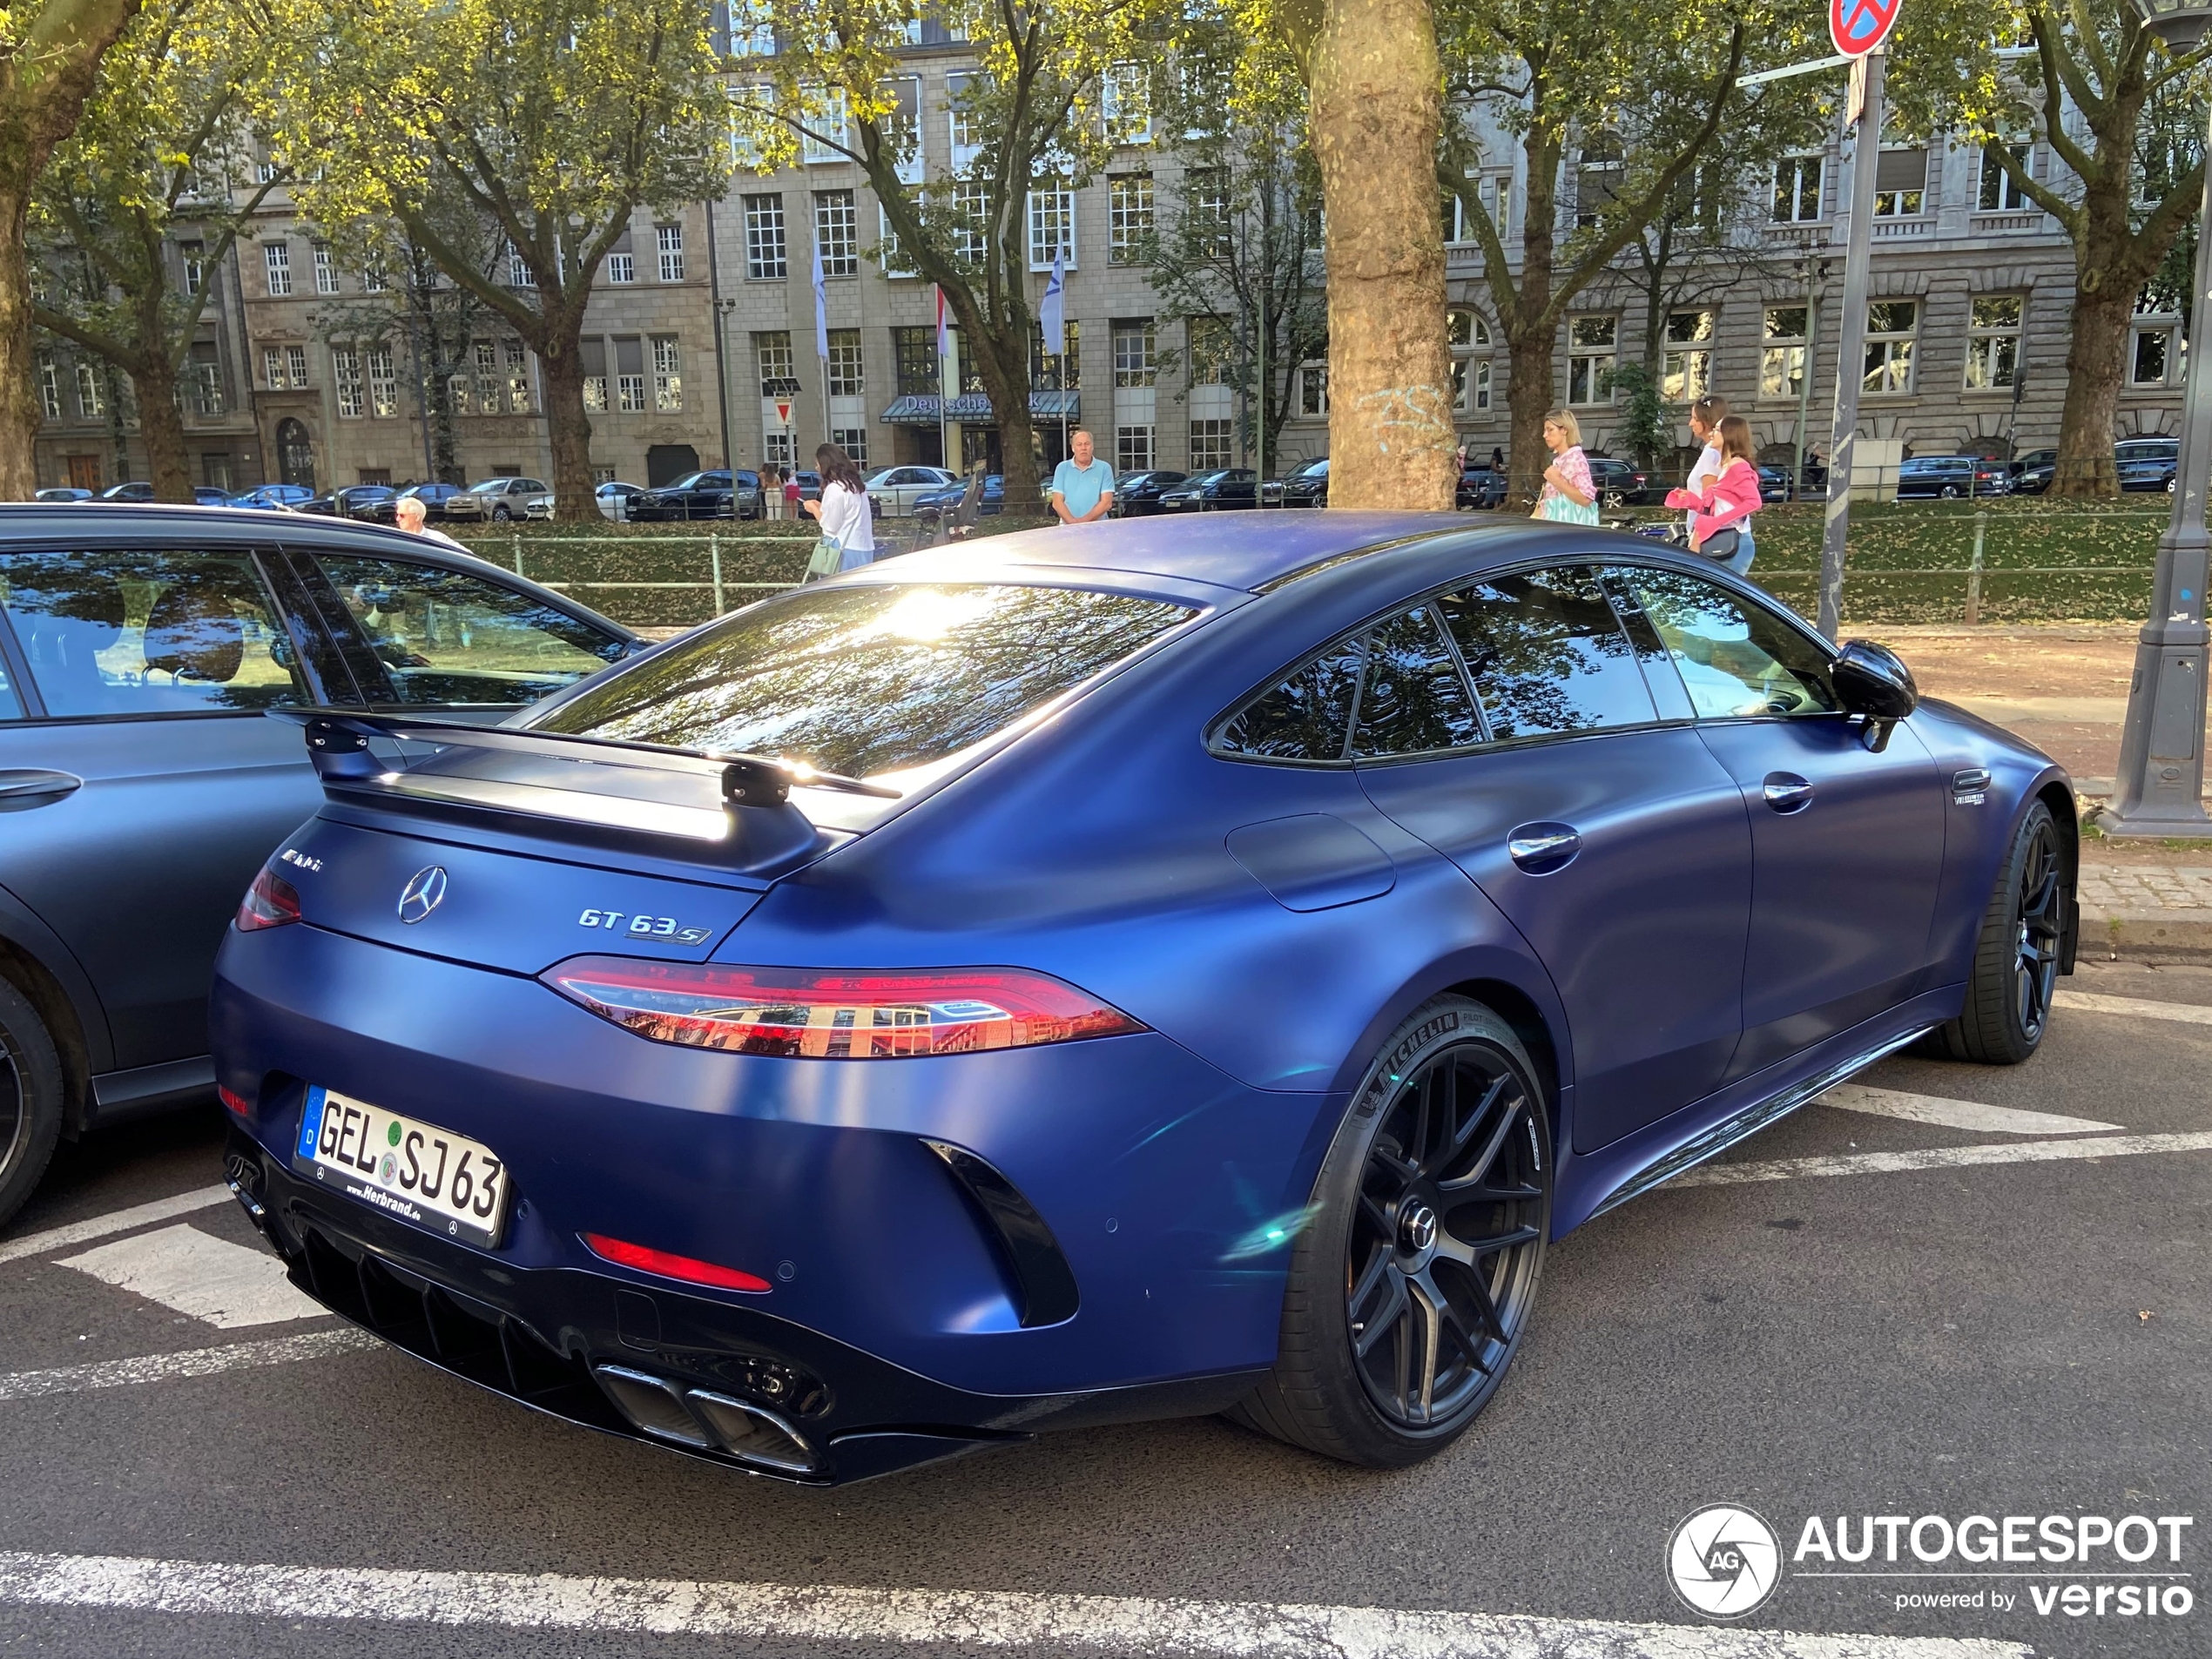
[1831,0,1902,56]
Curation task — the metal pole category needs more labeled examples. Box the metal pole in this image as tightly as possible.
[710,529,725,616]
[1817,47,1885,640]
[1966,511,1986,627]
[705,199,735,471]
[1793,263,1823,500]
[2099,92,2212,836]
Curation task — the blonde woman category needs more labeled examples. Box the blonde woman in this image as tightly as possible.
[1532,408,1599,524]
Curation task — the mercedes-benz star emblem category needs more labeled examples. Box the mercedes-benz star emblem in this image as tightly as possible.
[396,866,448,925]
[1668,1504,1782,1619]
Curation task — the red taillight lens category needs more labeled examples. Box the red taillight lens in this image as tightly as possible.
[541,957,1145,1059]
[582,1232,771,1292]
[218,1085,251,1116]
[234,867,301,932]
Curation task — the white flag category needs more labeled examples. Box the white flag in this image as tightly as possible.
[1040,246,1066,358]
[811,234,829,361]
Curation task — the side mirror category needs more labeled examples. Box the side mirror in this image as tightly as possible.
[1831,639,1918,752]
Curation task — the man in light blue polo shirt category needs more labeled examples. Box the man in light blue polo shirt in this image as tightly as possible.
[1049,428,1115,523]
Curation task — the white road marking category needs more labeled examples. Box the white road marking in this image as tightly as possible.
[57,1224,324,1328]
[0,1550,2030,1658]
[0,1185,229,1267]
[0,1331,378,1404]
[1816,1083,2118,1136]
[2057,988,2212,1026]
[1676,1130,2212,1188]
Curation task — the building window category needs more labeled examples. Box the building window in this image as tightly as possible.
[367,346,398,417]
[1186,167,1231,253]
[799,86,848,162]
[1112,320,1156,387]
[75,362,104,418]
[1568,314,1617,404]
[765,428,796,467]
[948,72,983,172]
[1979,144,2032,212]
[504,340,531,412]
[651,335,683,410]
[263,347,283,389]
[1116,426,1153,470]
[1760,306,1808,399]
[1483,174,1512,237]
[473,341,500,413]
[1190,418,1232,469]
[508,242,536,287]
[815,192,857,277]
[1448,307,1491,412]
[1103,61,1151,145]
[743,194,787,280]
[285,344,308,388]
[892,326,939,395]
[264,240,292,295]
[1190,315,1232,386]
[826,328,862,395]
[880,76,923,183]
[37,353,61,419]
[255,155,279,184]
[755,330,797,395]
[656,223,685,282]
[1109,175,1153,265]
[362,260,389,293]
[1297,359,1328,416]
[1028,187,1075,271]
[2132,293,2182,386]
[583,347,608,412]
[1965,295,2023,389]
[1575,139,1623,229]
[606,229,635,283]
[1873,148,1927,217]
[1772,156,1824,222]
[877,205,915,277]
[1661,310,1715,401]
[314,244,338,295]
[953,181,989,263]
[181,243,205,296]
[1028,318,1080,388]
[334,347,364,417]
[1862,300,1917,393]
[831,425,868,467]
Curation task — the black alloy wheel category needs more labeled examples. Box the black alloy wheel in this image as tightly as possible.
[0,979,65,1231]
[1925,800,2067,1065]
[1233,996,1552,1467]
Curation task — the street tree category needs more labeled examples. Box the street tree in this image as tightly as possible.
[30,0,287,502]
[735,0,1177,510]
[0,0,148,497]
[276,0,727,519]
[1892,2,2212,496]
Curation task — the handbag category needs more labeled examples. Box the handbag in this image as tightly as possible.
[1698,526,1741,560]
[804,535,844,581]
[1537,491,1602,526]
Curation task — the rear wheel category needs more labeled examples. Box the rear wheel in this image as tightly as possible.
[1925,801,2065,1064]
[0,979,65,1231]
[1232,996,1551,1467]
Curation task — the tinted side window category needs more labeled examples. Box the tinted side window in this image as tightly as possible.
[0,548,306,717]
[1614,568,1840,718]
[1436,566,1656,738]
[1352,605,1483,757]
[1215,636,1366,762]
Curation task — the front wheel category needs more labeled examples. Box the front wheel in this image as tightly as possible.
[0,978,66,1231]
[491,504,513,521]
[1925,801,2067,1064]
[1231,995,1552,1468]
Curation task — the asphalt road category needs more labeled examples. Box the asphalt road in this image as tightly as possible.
[1,959,2206,1659]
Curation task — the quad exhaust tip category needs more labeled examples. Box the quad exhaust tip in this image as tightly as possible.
[593,1364,821,1476]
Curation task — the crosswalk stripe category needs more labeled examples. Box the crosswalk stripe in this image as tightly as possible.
[0,1186,229,1267]
[2056,989,2212,1026]
[57,1224,324,1328]
[1816,1083,2118,1136]
[0,1331,379,1405]
[1675,1130,2212,1188]
[0,1549,2031,1658]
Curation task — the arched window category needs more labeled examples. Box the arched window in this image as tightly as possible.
[1448,309,1493,413]
[276,418,315,489]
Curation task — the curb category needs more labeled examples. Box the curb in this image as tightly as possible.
[2080,907,2212,965]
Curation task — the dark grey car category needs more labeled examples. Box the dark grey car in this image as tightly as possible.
[0,505,638,1226]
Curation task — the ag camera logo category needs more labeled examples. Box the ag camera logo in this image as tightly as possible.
[1669,1504,1783,1618]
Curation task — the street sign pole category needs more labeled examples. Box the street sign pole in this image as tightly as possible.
[1817,44,1885,639]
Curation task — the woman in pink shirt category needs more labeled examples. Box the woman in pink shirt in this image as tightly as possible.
[1664,414,1762,570]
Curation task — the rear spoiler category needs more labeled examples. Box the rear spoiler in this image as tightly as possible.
[273,709,895,872]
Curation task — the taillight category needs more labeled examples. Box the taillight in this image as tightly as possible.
[583,1232,770,1292]
[541,957,1145,1059]
[219,1085,252,1116]
[235,866,301,931]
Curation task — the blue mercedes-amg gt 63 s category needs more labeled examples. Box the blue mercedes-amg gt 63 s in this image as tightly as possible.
[211,512,2077,1483]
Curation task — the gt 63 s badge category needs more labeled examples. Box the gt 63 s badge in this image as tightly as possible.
[577,908,712,945]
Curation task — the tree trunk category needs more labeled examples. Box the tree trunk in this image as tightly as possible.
[2052,281,2132,499]
[1309,0,1453,510]
[538,331,597,523]
[133,354,193,501]
[1505,329,1554,509]
[0,185,40,499]
[1501,131,1561,507]
[975,345,1041,511]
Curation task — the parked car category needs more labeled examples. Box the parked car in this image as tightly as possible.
[1268,459,1330,509]
[1112,469,1190,516]
[2011,459,2055,495]
[209,515,2076,1486]
[300,485,401,520]
[361,483,467,525]
[1157,469,1258,511]
[629,470,763,522]
[0,502,640,1229]
[97,481,154,502]
[524,491,556,521]
[1456,466,1508,509]
[1757,468,1794,504]
[2008,448,2057,479]
[1583,457,1653,508]
[596,482,645,522]
[1895,455,2013,500]
[34,488,92,503]
[444,477,550,523]
[2116,437,2180,494]
[865,466,958,517]
[912,474,1004,527]
[226,484,315,512]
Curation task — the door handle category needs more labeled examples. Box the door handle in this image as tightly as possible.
[1762,772,1814,813]
[1507,822,1581,874]
[0,769,84,805]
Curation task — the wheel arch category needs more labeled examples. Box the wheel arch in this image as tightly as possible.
[2033,773,2080,969]
[1438,975,1564,1152]
[0,934,100,1136]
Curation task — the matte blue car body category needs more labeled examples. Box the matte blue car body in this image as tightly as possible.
[212,511,2074,1480]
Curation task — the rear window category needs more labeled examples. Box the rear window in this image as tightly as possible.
[533,583,1194,779]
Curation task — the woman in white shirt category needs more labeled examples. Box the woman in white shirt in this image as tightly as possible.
[803,443,876,570]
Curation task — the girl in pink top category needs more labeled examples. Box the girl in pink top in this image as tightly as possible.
[1664,414,1762,557]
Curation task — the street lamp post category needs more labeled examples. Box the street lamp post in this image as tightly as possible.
[2100,0,2212,835]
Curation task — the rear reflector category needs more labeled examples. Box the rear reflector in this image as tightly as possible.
[219,1086,251,1117]
[235,867,301,932]
[583,1232,772,1293]
[542,958,1145,1059]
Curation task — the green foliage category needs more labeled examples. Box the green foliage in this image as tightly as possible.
[1598,361,1669,469]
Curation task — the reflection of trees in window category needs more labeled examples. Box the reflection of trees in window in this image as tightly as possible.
[539,586,1191,779]
[1352,607,1482,756]
[1612,569,1837,718]
[1434,568,1650,738]
[1215,637,1365,761]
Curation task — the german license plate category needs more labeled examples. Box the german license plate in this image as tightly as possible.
[294,1086,508,1249]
